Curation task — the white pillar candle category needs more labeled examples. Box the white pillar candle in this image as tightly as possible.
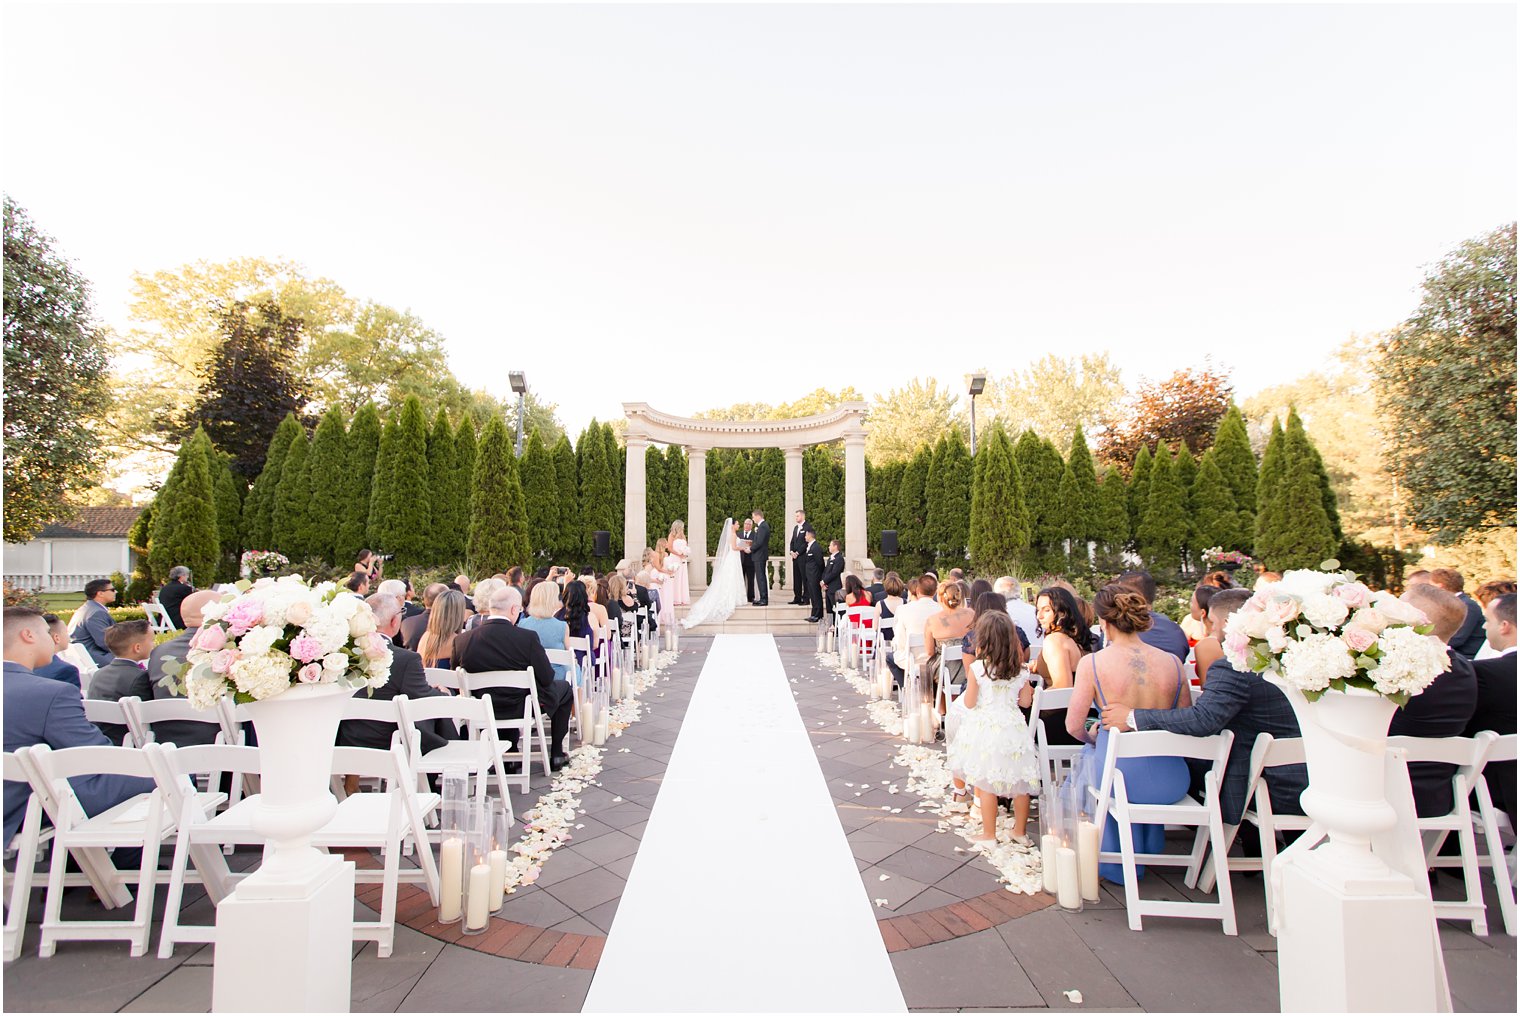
[1077,819,1101,901]
[920,703,936,738]
[438,837,463,923]
[903,713,919,742]
[1041,834,1061,894]
[487,849,508,912]
[465,862,492,930]
[1056,847,1081,910]
[593,718,608,745]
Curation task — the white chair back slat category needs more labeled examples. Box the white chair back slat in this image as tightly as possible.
[83,696,144,747]
[129,698,224,745]
[423,667,465,692]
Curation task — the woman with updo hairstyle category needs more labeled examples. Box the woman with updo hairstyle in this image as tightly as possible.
[1184,583,1224,681]
[1064,583,1191,884]
[925,579,975,709]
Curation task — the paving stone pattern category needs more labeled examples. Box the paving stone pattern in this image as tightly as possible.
[4,634,1515,1012]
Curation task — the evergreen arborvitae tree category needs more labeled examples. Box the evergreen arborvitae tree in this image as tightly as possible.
[1138,444,1187,577]
[1172,443,1198,569]
[551,433,579,564]
[925,430,972,568]
[803,445,844,549]
[894,444,933,572]
[644,443,667,547]
[148,443,189,581]
[1013,430,1065,573]
[211,451,243,580]
[468,416,530,574]
[922,435,950,566]
[1253,418,1286,561]
[1058,426,1101,573]
[664,446,688,539]
[149,435,220,585]
[1285,409,1343,546]
[755,448,786,548]
[272,427,312,560]
[242,413,301,550]
[367,414,400,555]
[305,408,347,564]
[521,428,559,564]
[577,424,618,567]
[725,451,755,540]
[601,423,624,561]
[1127,444,1154,551]
[1190,451,1242,560]
[337,403,381,565]
[969,425,1029,575]
[869,458,904,560]
[1095,466,1130,574]
[1256,417,1337,571]
[1212,405,1258,515]
[377,396,433,568]
[422,410,456,564]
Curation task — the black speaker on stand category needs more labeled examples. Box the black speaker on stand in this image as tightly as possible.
[880,530,899,558]
[592,530,611,558]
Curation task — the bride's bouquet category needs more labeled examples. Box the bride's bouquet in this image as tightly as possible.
[160,575,392,710]
[1222,562,1449,706]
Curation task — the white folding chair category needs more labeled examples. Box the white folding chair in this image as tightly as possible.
[847,607,876,676]
[462,670,552,781]
[397,694,517,813]
[1391,732,1497,935]
[21,745,176,957]
[82,696,146,748]
[57,644,98,693]
[546,648,582,741]
[1473,732,1517,936]
[424,666,466,693]
[1031,684,1081,787]
[871,615,895,684]
[4,752,52,962]
[128,697,225,747]
[936,638,967,712]
[1088,729,1238,934]
[141,600,175,636]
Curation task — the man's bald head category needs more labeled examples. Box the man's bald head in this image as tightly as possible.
[181,590,223,630]
[489,587,522,621]
[423,583,448,608]
[1401,584,1467,644]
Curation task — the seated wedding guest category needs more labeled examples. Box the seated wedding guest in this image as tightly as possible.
[633,568,661,634]
[463,578,506,630]
[842,574,872,610]
[148,589,230,747]
[925,580,975,701]
[1116,570,1189,662]
[1475,580,1516,607]
[345,571,371,597]
[521,580,572,682]
[962,590,1030,658]
[1430,568,1487,660]
[969,578,993,604]
[1202,570,1235,590]
[1393,584,1479,817]
[1066,585,1190,884]
[1188,584,1225,682]
[453,594,572,770]
[454,574,474,605]
[995,576,1043,652]
[875,571,905,638]
[609,573,637,637]
[948,568,967,583]
[87,621,156,744]
[1466,593,1516,828]
[581,575,610,638]
[338,594,457,754]
[68,578,117,666]
[33,614,82,688]
[506,566,526,598]
[1180,583,1212,644]
[157,566,195,629]
[417,590,467,670]
[1035,585,1094,747]
[377,578,407,602]
[868,569,886,604]
[400,583,448,650]
[558,580,597,673]
[4,607,153,846]
[1404,569,1433,588]
[891,574,941,682]
[1100,588,1307,832]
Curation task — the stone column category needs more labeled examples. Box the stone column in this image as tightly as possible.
[783,447,804,593]
[624,435,648,565]
[844,430,867,571]
[688,446,708,591]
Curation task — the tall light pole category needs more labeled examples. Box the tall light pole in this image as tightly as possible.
[966,372,986,455]
[509,371,527,457]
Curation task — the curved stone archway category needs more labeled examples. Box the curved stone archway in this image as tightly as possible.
[622,402,868,590]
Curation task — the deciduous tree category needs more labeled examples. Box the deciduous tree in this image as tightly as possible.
[984,353,1125,452]
[1098,365,1233,468]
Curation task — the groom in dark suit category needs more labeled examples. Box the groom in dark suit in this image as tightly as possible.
[789,509,816,605]
[802,531,825,621]
[747,510,771,605]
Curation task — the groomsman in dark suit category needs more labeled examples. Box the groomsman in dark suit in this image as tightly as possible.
[747,509,771,606]
[789,509,816,605]
[821,540,845,616]
[802,531,825,621]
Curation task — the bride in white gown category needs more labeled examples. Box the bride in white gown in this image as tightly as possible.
[681,518,747,629]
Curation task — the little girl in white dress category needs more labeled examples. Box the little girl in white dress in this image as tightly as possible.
[946,611,1040,845]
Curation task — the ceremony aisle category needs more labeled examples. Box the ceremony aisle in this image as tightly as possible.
[584,634,907,1013]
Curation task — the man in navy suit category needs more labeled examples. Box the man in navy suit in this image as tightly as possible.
[33,614,82,688]
[1467,593,1516,828]
[67,578,117,666]
[1117,570,1190,662]
[1100,588,1307,826]
[1390,585,1479,817]
[4,606,153,845]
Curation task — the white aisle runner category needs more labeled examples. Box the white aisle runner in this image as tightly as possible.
[583,634,906,1013]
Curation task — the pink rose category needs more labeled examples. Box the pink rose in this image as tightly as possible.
[285,601,313,626]
[221,599,265,636]
[193,624,228,652]
[1342,628,1376,653]
[361,633,388,661]
[297,663,324,684]
[289,634,324,663]
[1334,582,1371,609]
[1224,632,1251,658]
[1264,597,1301,625]
[210,649,239,674]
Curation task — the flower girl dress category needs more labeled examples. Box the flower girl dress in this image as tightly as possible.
[946,660,1040,798]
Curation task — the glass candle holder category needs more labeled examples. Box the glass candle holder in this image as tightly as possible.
[437,769,472,924]
[1039,779,1065,896]
[460,806,492,935]
[485,798,511,915]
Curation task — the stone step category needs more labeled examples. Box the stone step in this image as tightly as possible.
[677,603,824,636]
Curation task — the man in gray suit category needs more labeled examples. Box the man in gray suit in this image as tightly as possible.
[4,606,153,845]
[146,589,226,747]
[67,578,117,666]
[87,621,157,744]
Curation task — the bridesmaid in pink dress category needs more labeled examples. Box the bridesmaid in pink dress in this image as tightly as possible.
[649,540,677,627]
[668,521,692,606]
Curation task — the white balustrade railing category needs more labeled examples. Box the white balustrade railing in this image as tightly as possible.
[701,556,793,591]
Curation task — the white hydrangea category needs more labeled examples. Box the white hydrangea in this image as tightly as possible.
[237,624,282,658]
[303,612,352,655]
[1275,569,1339,600]
[1301,593,1350,630]
[1371,627,1451,698]
[1279,632,1355,692]
[1265,625,1290,653]
[184,673,226,712]
[230,651,295,701]
[327,594,361,621]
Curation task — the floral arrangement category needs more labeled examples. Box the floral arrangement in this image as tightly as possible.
[1202,547,1254,568]
[160,575,391,709]
[239,549,291,579]
[1222,562,1450,705]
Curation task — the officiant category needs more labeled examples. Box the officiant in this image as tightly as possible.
[738,518,757,603]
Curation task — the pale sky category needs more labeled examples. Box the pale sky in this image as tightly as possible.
[3,3,1515,439]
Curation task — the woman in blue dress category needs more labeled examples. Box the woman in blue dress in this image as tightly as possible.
[519,580,571,683]
[1065,583,1191,884]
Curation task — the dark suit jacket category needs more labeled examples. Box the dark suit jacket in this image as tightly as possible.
[452,618,557,721]
[748,520,771,560]
[1389,650,1479,817]
[1449,595,1488,660]
[68,600,115,666]
[1466,650,1516,827]
[821,553,845,591]
[34,656,81,689]
[337,638,455,753]
[867,583,885,604]
[1139,611,1190,663]
[157,581,194,629]
[790,521,815,557]
[802,540,824,583]
[398,608,431,652]
[146,629,223,747]
[4,662,154,845]
[632,584,658,633]
[87,659,155,745]
[1133,658,1307,824]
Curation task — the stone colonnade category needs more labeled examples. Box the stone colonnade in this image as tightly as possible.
[622,402,869,591]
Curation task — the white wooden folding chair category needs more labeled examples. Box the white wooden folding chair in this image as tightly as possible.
[1473,732,1517,936]
[82,696,146,748]
[22,744,176,957]
[397,694,516,814]
[846,606,875,676]
[461,670,552,782]
[57,644,98,694]
[1088,729,1238,934]
[546,648,582,741]
[141,600,175,636]
[423,666,466,693]
[871,615,895,686]
[936,638,967,712]
[128,697,225,747]
[4,752,52,962]
[1390,732,1496,935]
[1031,684,1081,787]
